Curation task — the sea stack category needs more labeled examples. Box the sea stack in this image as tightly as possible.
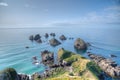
[45,33,49,38]
[34,34,41,41]
[59,35,67,41]
[36,39,42,43]
[29,35,34,41]
[50,33,56,37]
[49,38,61,46]
[74,38,87,50]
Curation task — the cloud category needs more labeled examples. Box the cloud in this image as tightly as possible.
[25,4,30,8]
[24,4,36,8]
[44,9,49,12]
[105,6,120,11]
[50,5,120,26]
[0,2,8,7]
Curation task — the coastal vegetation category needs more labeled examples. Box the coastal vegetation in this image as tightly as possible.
[42,48,102,80]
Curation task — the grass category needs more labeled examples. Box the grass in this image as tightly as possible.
[57,49,101,80]
[37,49,102,80]
[86,61,102,78]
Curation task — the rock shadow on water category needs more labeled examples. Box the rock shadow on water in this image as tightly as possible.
[74,47,87,54]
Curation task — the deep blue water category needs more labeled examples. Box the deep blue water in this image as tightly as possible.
[0,24,120,79]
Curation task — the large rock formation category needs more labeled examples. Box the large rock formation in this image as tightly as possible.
[41,50,54,65]
[49,38,61,46]
[74,38,87,50]
[59,35,67,41]
[34,34,41,41]
[0,68,29,80]
[88,53,120,78]
[36,39,42,43]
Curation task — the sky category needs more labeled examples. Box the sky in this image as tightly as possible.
[0,0,120,28]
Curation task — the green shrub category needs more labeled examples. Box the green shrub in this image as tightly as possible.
[69,72,74,76]
[86,61,102,76]
[61,50,73,60]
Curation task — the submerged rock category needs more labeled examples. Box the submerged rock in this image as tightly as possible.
[34,34,41,41]
[59,35,67,41]
[25,46,29,49]
[49,38,61,46]
[74,38,87,50]
[110,54,117,58]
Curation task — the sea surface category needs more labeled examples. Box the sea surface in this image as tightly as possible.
[0,24,120,79]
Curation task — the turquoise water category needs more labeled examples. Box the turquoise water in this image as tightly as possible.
[0,24,120,76]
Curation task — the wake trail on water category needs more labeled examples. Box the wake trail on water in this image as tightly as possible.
[89,42,120,52]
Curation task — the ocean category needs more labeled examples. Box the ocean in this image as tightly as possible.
[0,24,120,79]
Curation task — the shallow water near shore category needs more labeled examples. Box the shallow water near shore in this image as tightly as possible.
[0,24,120,79]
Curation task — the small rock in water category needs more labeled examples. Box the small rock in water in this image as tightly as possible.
[49,38,61,46]
[110,54,117,58]
[25,46,29,48]
[59,35,67,41]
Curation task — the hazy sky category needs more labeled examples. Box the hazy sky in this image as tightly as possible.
[0,0,120,28]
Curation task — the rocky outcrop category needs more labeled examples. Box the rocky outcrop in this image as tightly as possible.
[0,68,30,80]
[29,35,34,41]
[36,39,42,43]
[18,74,29,80]
[41,50,54,65]
[59,35,67,41]
[74,38,87,50]
[45,33,49,38]
[69,37,74,40]
[49,38,61,46]
[50,33,55,37]
[0,68,18,80]
[29,34,42,43]
[34,34,41,41]
[88,53,120,78]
